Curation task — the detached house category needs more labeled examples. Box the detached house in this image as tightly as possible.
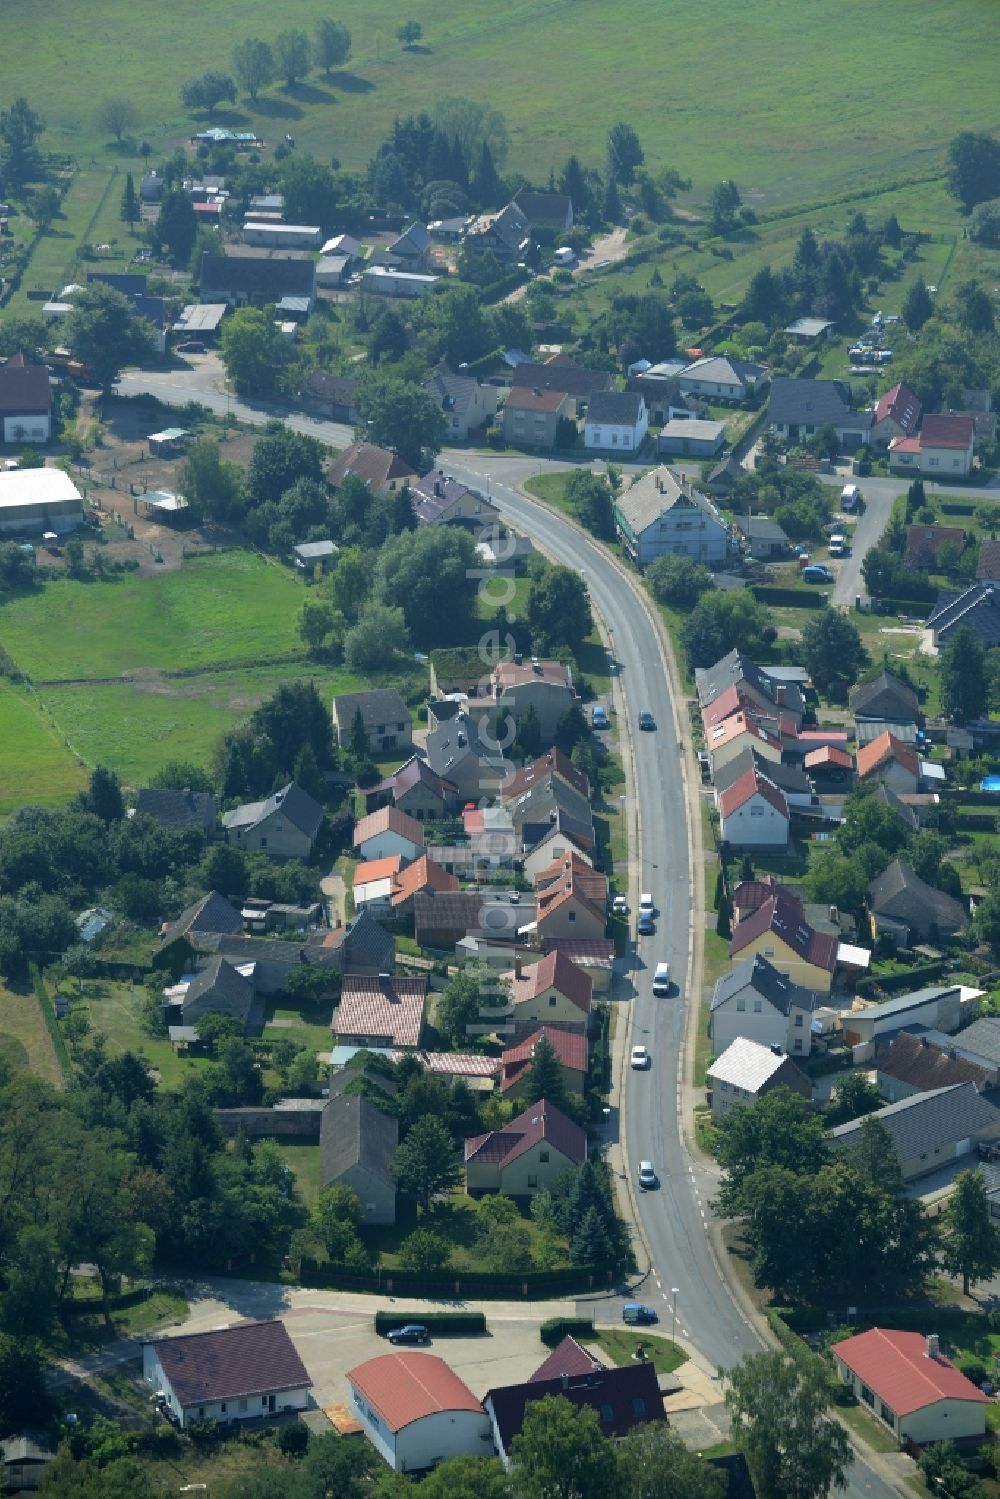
[710,952,821,1058]
[501,950,593,1035]
[905,523,966,571]
[868,859,966,944]
[828,1083,1000,1182]
[319,1093,398,1223]
[333,688,412,754]
[409,470,500,529]
[492,658,575,741]
[422,373,499,441]
[0,352,52,445]
[678,355,766,404]
[768,378,871,450]
[511,187,574,230]
[718,765,790,850]
[143,1321,311,1430]
[334,975,427,1050]
[534,850,607,942]
[509,356,612,417]
[465,1098,586,1195]
[583,391,648,453]
[502,386,571,450]
[614,465,729,569]
[707,1037,811,1120]
[324,440,417,497]
[849,669,920,728]
[869,383,921,449]
[889,413,976,479]
[856,732,920,795]
[199,253,316,310]
[221,782,323,861]
[353,805,426,863]
[134,787,216,836]
[729,886,838,994]
[928,581,1000,650]
[831,1329,988,1446]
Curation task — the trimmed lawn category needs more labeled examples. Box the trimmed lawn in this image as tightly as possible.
[79,983,210,1087]
[3,168,120,316]
[273,1143,324,1209]
[590,1328,686,1375]
[0,680,88,812]
[524,472,578,519]
[837,1399,900,1455]
[0,979,65,1085]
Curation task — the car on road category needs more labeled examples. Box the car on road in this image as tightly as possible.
[175,340,205,353]
[802,564,834,583]
[622,1302,658,1325]
[637,911,654,936]
[652,962,671,996]
[630,1045,650,1069]
[638,709,656,731]
[637,1160,658,1190]
[386,1323,430,1345]
[592,705,610,729]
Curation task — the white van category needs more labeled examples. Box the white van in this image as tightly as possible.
[828,534,847,557]
[553,246,575,266]
[841,483,860,512]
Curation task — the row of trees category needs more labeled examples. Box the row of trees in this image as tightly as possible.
[742,215,897,329]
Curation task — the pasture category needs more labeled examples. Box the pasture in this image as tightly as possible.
[0,680,88,811]
[7,0,998,207]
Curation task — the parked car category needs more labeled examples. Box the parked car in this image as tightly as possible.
[638,911,654,936]
[175,340,205,353]
[827,534,847,557]
[803,564,834,583]
[638,710,656,731]
[592,705,610,729]
[630,1045,650,1069]
[639,893,654,913]
[652,962,671,996]
[386,1324,430,1345]
[612,894,629,916]
[637,1160,658,1190]
[622,1303,658,1325]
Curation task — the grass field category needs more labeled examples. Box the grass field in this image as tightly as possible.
[0,979,65,1085]
[4,167,123,316]
[0,680,88,811]
[7,1,998,207]
[79,984,209,1087]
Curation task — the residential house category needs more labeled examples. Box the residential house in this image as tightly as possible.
[867,859,966,944]
[333,688,413,754]
[0,1434,55,1492]
[511,187,574,230]
[540,936,615,996]
[889,413,976,479]
[534,850,608,943]
[509,356,612,417]
[319,1093,398,1224]
[735,514,790,559]
[827,1082,1000,1181]
[143,1321,311,1429]
[707,1037,811,1120]
[87,271,169,352]
[677,355,767,403]
[133,787,216,836]
[869,783,921,836]
[199,254,316,310]
[502,386,571,450]
[696,649,806,728]
[368,759,457,821]
[869,383,922,449]
[656,417,726,458]
[352,856,404,915]
[714,748,816,812]
[849,670,920,727]
[422,374,499,441]
[0,352,52,445]
[324,441,417,497]
[977,539,1000,583]
[876,1032,991,1104]
[705,455,746,499]
[157,890,245,971]
[718,765,790,850]
[831,1329,987,1446]
[425,712,507,804]
[354,805,426,862]
[502,950,593,1035]
[221,782,323,861]
[507,772,594,864]
[499,1026,587,1098]
[171,956,258,1034]
[927,581,1000,650]
[347,1353,491,1472]
[140,171,164,201]
[183,912,389,994]
[299,372,359,423]
[464,201,531,262]
[856,732,921,794]
[705,710,783,777]
[928,1018,1000,1086]
[465,1098,586,1194]
[491,658,576,741]
[334,974,427,1049]
[583,391,648,453]
[388,222,431,268]
[710,953,821,1058]
[486,1359,664,1468]
[767,378,871,449]
[521,820,595,883]
[502,747,590,803]
[614,464,729,569]
[391,856,460,920]
[409,470,501,529]
[905,524,967,572]
[841,985,967,1048]
[729,886,839,994]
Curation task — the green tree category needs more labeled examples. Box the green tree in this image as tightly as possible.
[180,72,238,114]
[947,131,1000,212]
[969,197,1000,245]
[176,436,245,523]
[800,608,868,699]
[437,964,505,1049]
[274,29,312,87]
[617,1424,726,1499]
[0,97,45,185]
[942,1169,1000,1295]
[26,185,60,231]
[726,1349,850,1499]
[521,1036,568,1109]
[902,278,934,331]
[824,1072,883,1127]
[940,624,987,722]
[393,1115,460,1211]
[565,471,615,540]
[571,1204,611,1264]
[528,565,592,653]
[396,20,423,48]
[78,766,125,823]
[955,280,995,334]
[404,1456,512,1499]
[356,375,447,471]
[220,307,288,395]
[510,1395,618,1499]
[606,122,644,186]
[0,316,47,359]
[232,37,275,100]
[803,850,869,912]
[344,604,410,672]
[298,597,337,654]
[515,703,543,760]
[120,171,139,228]
[646,554,712,609]
[397,1227,452,1272]
[919,1440,985,1498]
[64,283,156,393]
[715,1088,828,1217]
[681,590,772,670]
[152,187,198,266]
[0,1334,52,1439]
[973,891,1000,957]
[96,97,138,142]
[314,19,352,74]
[709,178,741,234]
[279,154,338,226]
[375,526,478,648]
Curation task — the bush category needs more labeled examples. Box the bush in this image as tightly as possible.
[539,1315,594,1348]
[277,1422,309,1456]
[373,1310,487,1336]
[751,585,827,609]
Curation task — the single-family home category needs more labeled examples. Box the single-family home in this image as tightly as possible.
[876,1032,991,1104]
[347,1353,492,1472]
[849,670,920,727]
[499,1026,588,1098]
[614,464,729,569]
[509,356,613,418]
[830,1329,988,1446]
[422,374,499,441]
[354,805,426,863]
[927,580,1000,650]
[0,353,52,445]
[391,855,460,919]
[714,748,816,812]
[199,254,316,310]
[889,413,976,479]
[334,974,427,1049]
[707,1037,811,1120]
[221,781,324,861]
[157,890,245,971]
[656,417,726,458]
[856,732,921,795]
[143,1321,311,1429]
[368,757,458,822]
[905,524,967,572]
[869,383,921,449]
[534,850,607,943]
[333,688,413,754]
[511,187,574,230]
[678,355,767,403]
[841,985,967,1048]
[425,712,507,805]
[486,1357,663,1468]
[735,514,790,559]
[319,1093,398,1223]
[352,855,404,915]
[502,950,593,1035]
[388,221,431,269]
[705,710,783,776]
[696,649,806,726]
[170,955,258,1034]
[0,1433,55,1492]
[299,372,359,423]
[583,391,648,453]
[464,201,531,262]
[827,1082,1000,1181]
[409,471,501,529]
[540,936,615,997]
[465,1097,586,1194]
[324,440,418,497]
[929,1018,1000,1086]
[502,386,572,450]
[710,952,821,1058]
[867,859,966,944]
[768,378,871,450]
[729,886,838,994]
[491,658,576,742]
[718,765,790,850]
[133,787,216,836]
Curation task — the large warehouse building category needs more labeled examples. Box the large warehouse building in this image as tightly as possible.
[0,468,84,536]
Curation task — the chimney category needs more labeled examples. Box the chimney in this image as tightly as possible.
[434,479,442,497]
[514,959,522,979]
[560,1373,569,1391]
[926,1334,940,1360]
[770,1044,783,1057]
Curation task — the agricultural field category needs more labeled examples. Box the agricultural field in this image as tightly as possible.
[7,0,999,205]
[0,680,89,811]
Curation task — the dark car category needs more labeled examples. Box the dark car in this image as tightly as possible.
[638,710,655,731]
[637,911,654,936]
[622,1302,658,1325]
[176,340,205,353]
[386,1323,430,1345]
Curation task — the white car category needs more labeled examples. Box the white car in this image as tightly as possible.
[652,962,671,996]
[612,894,629,916]
[639,893,654,913]
[638,1160,658,1190]
[630,1045,650,1069]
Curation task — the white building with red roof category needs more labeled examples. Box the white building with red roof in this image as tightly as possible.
[870,383,921,449]
[889,412,976,479]
[717,766,789,849]
[353,805,426,863]
[465,1098,586,1194]
[347,1351,491,1471]
[334,975,427,1049]
[352,855,404,914]
[831,1328,987,1445]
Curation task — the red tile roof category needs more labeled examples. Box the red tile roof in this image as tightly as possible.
[856,731,920,782]
[148,1321,309,1407]
[919,413,975,449]
[353,855,403,887]
[0,352,51,415]
[831,1328,988,1417]
[347,1352,484,1432]
[873,383,921,435]
[389,1048,498,1078]
[804,745,853,770]
[729,886,838,971]
[335,975,428,1048]
[732,875,781,918]
[500,1025,588,1092]
[705,710,780,757]
[700,684,759,732]
[905,523,966,564]
[353,805,425,850]
[494,659,573,691]
[501,747,590,802]
[718,766,789,820]
[530,1335,603,1383]
[464,1098,587,1168]
[391,854,459,908]
[533,850,607,929]
[505,386,568,413]
[504,950,593,1015]
[540,937,615,968]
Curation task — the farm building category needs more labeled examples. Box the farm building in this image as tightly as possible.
[0,468,83,536]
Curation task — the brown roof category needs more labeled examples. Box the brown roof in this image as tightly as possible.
[148,1321,309,1407]
[504,386,568,414]
[353,805,425,850]
[0,352,51,415]
[529,1335,603,1383]
[540,936,616,968]
[335,974,427,1048]
[510,359,612,401]
[391,854,460,908]
[372,755,457,804]
[494,659,573,691]
[464,1097,586,1167]
[347,1353,483,1432]
[500,1025,588,1092]
[533,850,607,928]
[729,886,838,971]
[905,524,966,563]
[919,413,975,449]
[803,745,853,770]
[501,747,590,802]
[856,730,920,782]
[504,950,593,1014]
[325,440,417,491]
[878,1032,990,1093]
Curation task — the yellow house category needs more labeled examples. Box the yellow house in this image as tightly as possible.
[465,1099,586,1196]
[500,951,592,1034]
[729,886,837,995]
[534,850,607,943]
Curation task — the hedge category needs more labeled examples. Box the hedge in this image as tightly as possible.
[374,1310,486,1336]
[540,1316,594,1348]
[751,585,826,609]
[854,959,947,1000]
[300,1262,614,1298]
[871,597,935,616]
[939,502,977,517]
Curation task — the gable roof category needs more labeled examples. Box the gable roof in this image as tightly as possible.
[830,1328,989,1417]
[500,1025,588,1092]
[942,1018,1000,1068]
[509,360,612,401]
[501,747,590,802]
[849,669,920,723]
[353,804,426,850]
[927,581,1000,647]
[868,859,966,934]
[615,465,724,539]
[148,1321,309,1407]
[372,754,457,804]
[977,539,1000,583]
[856,731,920,782]
[163,889,243,946]
[390,221,431,256]
[711,953,820,1017]
[707,1037,805,1093]
[680,354,766,386]
[464,1097,586,1168]
[905,523,966,564]
[348,1353,483,1432]
[319,1092,398,1188]
[333,687,410,731]
[729,887,838,970]
[529,1335,603,1383]
[718,765,789,820]
[505,385,568,414]
[873,382,921,435]
[134,787,215,831]
[869,783,921,833]
[768,377,867,429]
[221,781,323,840]
[353,854,404,888]
[505,950,593,1014]
[828,1082,1000,1160]
[200,253,315,300]
[878,1032,990,1093]
[585,390,645,426]
[179,955,255,1022]
[423,372,487,416]
[324,440,417,492]
[695,649,802,715]
[300,370,358,408]
[335,974,427,1048]
[409,469,498,526]
[534,850,607,926]
[713,747,811,799]
[487,1360,664,1451]
[511,187,573,226]
[803,744,853,771]
[920,412,975,449]
[0,352,51,415]
[391,855,459,908]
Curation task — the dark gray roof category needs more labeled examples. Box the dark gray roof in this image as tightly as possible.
[148,1320,309,1407]
[696,649,782,711]
[856,719,918,747]
[828,1082,1000,1159]
[868,860,966,936]
[942,1018,1000,1068]
[423,372,486,416]
[163,890,243,945]
[341,909,396,970]
[333,688,410,732]
[320,1092,398,1188]
[200,253,316,302]
[586,390,645,426]
[511,187,573,226]
[199,931,341,970]
[869,784,920,833]
[510,361,612,401]
[134,787,215,832]
[390,221,431,256]
[849,670,920,723]
[928,582,1000,648]
[300,371,358,407]
[711,952,821,1017]
[508,773,592,837]
[768,377,870,430]
[221,781,323,840]
[851,985,961,1024]
[180,955,255,1025]
[713,747,811,798]
[426,713,488,777]
[736,515,789,545]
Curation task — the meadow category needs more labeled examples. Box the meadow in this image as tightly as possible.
[0,680,89,811]
[7,0,998,208]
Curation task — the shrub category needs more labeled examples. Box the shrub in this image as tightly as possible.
[539,1315,594,1348]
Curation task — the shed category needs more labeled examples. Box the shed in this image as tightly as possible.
[656,417,726,457]
[147,427,189,457]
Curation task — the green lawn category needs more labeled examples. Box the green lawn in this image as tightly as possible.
[0,979,65,1085]
[273,1143,324,1209]
[0,680,88,811]
[590,1328,686,1376]
[837,1398,901,1455]
[3,168,121,316]
[78,983,210,1087]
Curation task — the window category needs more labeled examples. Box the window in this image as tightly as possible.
[600,1404,614,1423]
[764,946,774,957]
[861,1384,874,1408]
[750,805,764,817]
[262,1396,269,1407]
[794,1014,803,1027]
[736,997,746,1012]
[794,1038,803,1052]
[539,1151,549,1163]
[753,999,762,1013]
[632,1398,647,1417]
[568,909,576,922]
[549,994,557,1007]
[377,723,385,735]
[260,837,267,850]
[528,1174,538,1187]
[198,1408,205,1419]
[880,1401,893,1425]
[239,1399,247,1412]
[220,1403,227,1414]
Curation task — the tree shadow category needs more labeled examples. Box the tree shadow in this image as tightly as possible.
[283,80,337,106]
[329,70,375,92]
[193,107,253,129]
[250,96,304,121]
[404,44,433,55]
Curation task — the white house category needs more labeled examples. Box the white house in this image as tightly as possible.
[0,353,52,445]
[348,1352,493,1472]
[353,805,426,863]
[889,413,976,479]
[143,1321,311,1429]
[707,1037,811,1120]
[709,953,821,1058]
[352,855,403,914]
[717,765,789,849]
[831,1329,987,1446]
[614,464,729,568]
[583,391,648,453]
[678,355,766,403]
